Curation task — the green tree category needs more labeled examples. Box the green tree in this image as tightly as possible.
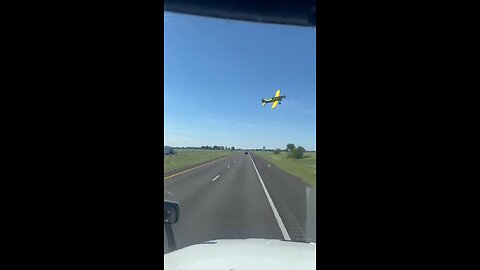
[289,146,305,159]
[286,143,295,152]
[273,148,281,155]
[296,146,305,158]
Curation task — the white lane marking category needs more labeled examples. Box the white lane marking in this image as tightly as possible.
[268,164,271,167]
[211,175,220,182]
[233,161,236,163]
[249,155,291,241]
[227,165,231,168]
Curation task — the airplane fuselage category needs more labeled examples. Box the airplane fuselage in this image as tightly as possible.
[262,95,286,103]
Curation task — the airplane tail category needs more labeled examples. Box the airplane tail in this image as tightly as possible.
[261,99,266,106]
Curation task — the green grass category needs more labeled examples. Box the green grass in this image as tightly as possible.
[254,151,316,186]
[164,149,234,172]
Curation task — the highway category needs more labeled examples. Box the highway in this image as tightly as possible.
[164,152,316,253]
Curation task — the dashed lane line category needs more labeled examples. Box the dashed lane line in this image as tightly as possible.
[164,156,231,180]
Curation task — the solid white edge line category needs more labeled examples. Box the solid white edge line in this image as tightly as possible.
[249,155,291,241]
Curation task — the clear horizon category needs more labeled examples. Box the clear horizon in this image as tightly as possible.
[164,145,316,151]
[164,12,316,151]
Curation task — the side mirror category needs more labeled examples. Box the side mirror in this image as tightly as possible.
[164,200,179,224]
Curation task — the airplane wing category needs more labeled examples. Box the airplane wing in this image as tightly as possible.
[271,100,279,109]
[275,90,280,97]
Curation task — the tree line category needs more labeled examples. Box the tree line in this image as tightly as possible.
[272,143,306,159]
[164,145,237,155]
[165,144,309,158]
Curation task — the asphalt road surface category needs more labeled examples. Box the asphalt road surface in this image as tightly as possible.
[164,152,316,253]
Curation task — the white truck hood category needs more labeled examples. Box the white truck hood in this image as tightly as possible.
[164,238,316,270]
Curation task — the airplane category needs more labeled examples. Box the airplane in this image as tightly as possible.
[262,90,286,109]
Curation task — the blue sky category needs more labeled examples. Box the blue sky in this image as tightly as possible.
[164,12,316,150]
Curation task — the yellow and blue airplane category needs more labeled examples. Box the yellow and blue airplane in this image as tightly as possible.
[262,90,286,109]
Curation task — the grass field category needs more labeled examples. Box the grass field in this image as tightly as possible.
[164,149,234,172]
[253,151,316,186]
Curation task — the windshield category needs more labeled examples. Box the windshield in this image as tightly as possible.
[164,11,316,253]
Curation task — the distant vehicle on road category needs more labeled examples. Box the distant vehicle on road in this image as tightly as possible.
[164,0,316,268]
